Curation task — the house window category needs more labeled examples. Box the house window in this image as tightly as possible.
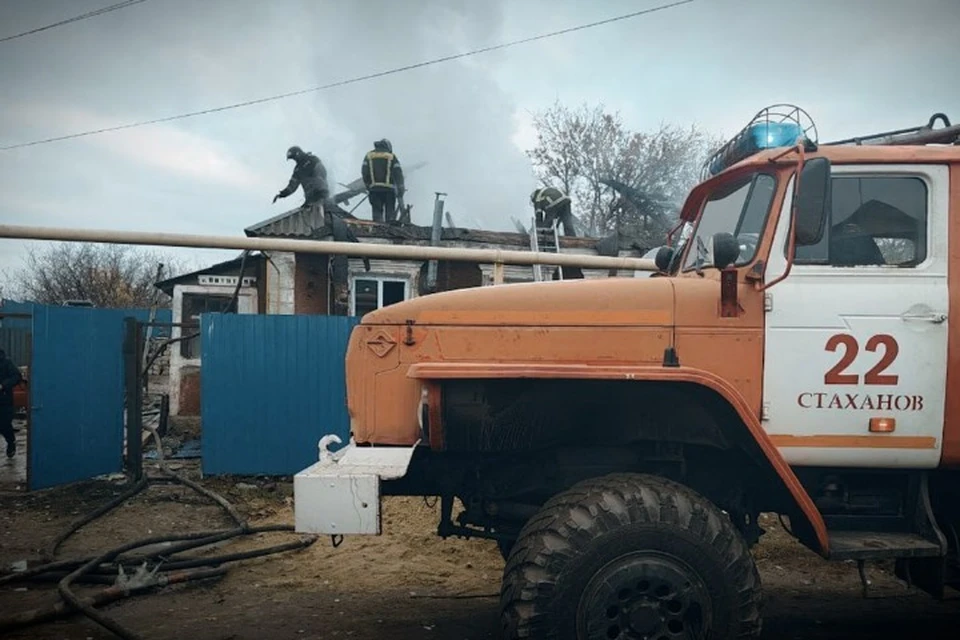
[795,176,928,267]
[351,278,409,317]
[180,293,237,359]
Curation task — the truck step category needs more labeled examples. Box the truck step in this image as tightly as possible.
[828,530,943,561]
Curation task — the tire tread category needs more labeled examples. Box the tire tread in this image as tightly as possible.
[499,472,763,639]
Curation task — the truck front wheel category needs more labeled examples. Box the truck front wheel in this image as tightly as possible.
[499,473,762,639]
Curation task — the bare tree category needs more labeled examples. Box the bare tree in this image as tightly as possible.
[7,243,190,308]
[527,101,722,245]
[527,102,596,196]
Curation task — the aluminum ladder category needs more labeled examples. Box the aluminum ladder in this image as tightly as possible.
[529,216,563,282]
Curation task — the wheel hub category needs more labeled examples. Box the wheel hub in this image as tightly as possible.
[577,551,712,640]
[627,604,660,634]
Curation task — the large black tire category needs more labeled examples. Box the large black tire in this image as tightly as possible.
[500,473,762,639]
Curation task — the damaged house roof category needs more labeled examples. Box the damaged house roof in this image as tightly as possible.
[244,205,651,257]
[243,205,342,239]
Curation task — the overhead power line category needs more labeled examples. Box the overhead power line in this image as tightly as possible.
[0,0,150,44]
[0,0,696,152]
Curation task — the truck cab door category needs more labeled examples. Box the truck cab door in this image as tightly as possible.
[762,164,949,469]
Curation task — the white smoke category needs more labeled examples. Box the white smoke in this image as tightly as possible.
[275,0,535,230]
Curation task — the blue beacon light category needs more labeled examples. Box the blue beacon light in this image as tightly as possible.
[708,121,805,177]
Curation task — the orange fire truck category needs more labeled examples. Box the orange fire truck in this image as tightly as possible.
[295,106,960,639]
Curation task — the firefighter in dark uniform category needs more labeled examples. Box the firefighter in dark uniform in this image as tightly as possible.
[0,348,22,458]
[273,146,330,208]
[531,186,576,236]
[362,139,405,224]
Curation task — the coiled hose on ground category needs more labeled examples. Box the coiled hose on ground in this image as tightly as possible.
[0,468,318,640]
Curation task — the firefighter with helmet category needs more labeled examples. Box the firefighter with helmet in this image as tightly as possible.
[362,138,405,224]
[273,146,330,208]
[531,186,577,236]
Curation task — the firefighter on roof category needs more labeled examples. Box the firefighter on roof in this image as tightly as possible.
[273,146,330,207]
[531,186,576,236]
[362,139,405,224]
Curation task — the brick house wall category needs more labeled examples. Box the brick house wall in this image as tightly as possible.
[265,252,296,314]
[294,253,330,314]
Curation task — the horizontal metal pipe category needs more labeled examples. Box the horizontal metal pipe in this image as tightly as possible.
[0,224,658,271]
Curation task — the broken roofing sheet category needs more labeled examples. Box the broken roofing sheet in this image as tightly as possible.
[244,205,651,256]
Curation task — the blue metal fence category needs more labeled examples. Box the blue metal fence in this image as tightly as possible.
[29,306,128,490]
[1,300,171,337]
[0,328,30,367]
[0,300,34,330]
[201,313,359,476]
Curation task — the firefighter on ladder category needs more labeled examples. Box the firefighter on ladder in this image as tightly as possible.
[362,139,405,224]
[531,186,576,237]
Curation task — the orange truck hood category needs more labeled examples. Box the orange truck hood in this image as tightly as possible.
[360,277,676,327]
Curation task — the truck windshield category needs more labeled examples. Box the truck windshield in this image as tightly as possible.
[683,172,777,272]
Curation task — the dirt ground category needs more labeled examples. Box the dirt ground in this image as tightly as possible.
[1,468,959,640]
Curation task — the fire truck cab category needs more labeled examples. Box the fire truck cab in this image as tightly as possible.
[295,106,960,639]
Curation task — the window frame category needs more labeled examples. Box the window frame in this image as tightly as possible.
[681,170,778,273]
[349,275,410,317]
[791,171,932,270]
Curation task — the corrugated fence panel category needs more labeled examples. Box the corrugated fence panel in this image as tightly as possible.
[201,313,359,476]
[0,300,34,330]
[0,328,30,367]
[29,306,127,490]
[1,302,171,337]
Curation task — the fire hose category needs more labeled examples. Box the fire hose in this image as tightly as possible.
[0,469,318,639]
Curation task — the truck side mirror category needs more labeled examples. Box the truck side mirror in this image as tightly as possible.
[654,246,675,272]
[712,232,740,270]
[794,157,831,246]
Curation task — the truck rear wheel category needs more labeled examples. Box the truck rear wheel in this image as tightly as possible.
[499,473,762,639]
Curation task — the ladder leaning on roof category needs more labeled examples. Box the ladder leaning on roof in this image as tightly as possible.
[529,216,564,282]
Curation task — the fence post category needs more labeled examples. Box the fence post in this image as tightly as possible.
[123,317,143,480]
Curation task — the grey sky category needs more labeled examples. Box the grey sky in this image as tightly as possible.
[1,0,958,285]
